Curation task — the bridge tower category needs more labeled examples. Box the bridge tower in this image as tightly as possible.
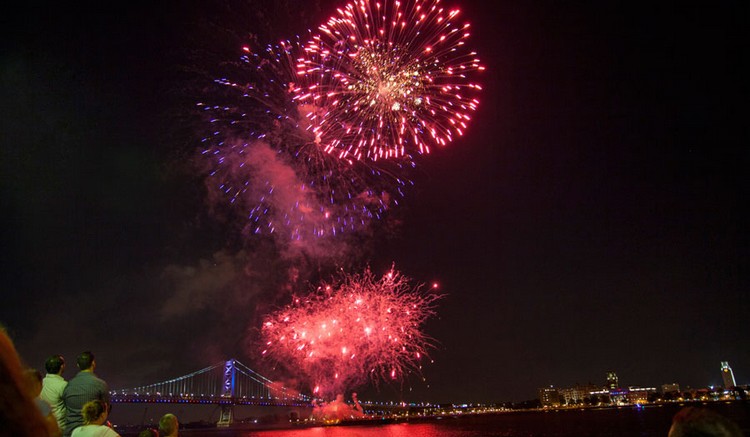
[217,360,235,427]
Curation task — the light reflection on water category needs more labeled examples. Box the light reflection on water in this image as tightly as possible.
[132,403,749,437]
[183,421,517,437]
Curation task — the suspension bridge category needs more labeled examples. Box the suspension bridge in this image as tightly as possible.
[109,359,312,426]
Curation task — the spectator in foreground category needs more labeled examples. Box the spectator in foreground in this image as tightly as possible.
[41,354,68,431]
[70,400,119,437]
[24,368,62,437]
[668,406,743,437]
[62,351,111,437]
[158,413,179,437]
[0,325,49,436]
[137,429,159,437]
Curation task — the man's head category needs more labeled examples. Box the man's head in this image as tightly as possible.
[76,351,95,371]
[158,413,178,436]
[45,354,65,375]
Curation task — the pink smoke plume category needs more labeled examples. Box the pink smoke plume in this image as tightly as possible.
[311,393,366,422]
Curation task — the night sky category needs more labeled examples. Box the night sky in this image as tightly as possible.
[1,0,746,404]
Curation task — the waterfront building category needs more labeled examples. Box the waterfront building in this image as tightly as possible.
[721,361,736,388]
[589,389,611,405]
[538,386,560,407]
[609,388,628,405]
[558,384,600,405]
[661,383,680,394]
[558,387,582,405]
[626,387,656,404]
[606,371,619,391]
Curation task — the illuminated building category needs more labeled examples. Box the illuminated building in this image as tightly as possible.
[559,384,600,405]
[721,362,736,388]
[661,383,680,394]
[606,371,619,390]
[626,387,656,404]
[609,389,628,405]
[538,386,560,407]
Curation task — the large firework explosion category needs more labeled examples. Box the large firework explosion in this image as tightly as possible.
[198,0,483,240]
[260,266,442,399]
[293,0,484,161]
[199,37,414,240]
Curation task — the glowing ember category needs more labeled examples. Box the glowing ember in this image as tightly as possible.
[260,266,442,398]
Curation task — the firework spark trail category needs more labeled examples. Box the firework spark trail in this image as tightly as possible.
[198,38,414,240]
[260,266,442,399]
[293,0,484,162]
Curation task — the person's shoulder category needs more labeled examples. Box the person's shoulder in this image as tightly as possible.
[93,374,108,386]
[64,373,82,387]
[68,371,85,381]
[45,373,67,385]
[103,426,121,437]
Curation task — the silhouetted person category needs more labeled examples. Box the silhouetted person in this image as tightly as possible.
[24,367,62,437]
[62,351,110,437]
[668,406,743,437]
[0,324,48,437]
[158,413,178,437]
[70,400,119,437]
[41,354,68,431]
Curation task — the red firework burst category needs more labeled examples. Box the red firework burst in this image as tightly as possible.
[260,266,442,398]
[293,0,484,161]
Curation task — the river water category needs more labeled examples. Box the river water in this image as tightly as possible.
[118,402,749,437]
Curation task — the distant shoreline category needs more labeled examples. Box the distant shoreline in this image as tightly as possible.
[114,399,749,436]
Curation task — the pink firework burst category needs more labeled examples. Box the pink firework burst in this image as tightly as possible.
[293,0,484,161]
[199,38,414,239]
[260,266,442,398]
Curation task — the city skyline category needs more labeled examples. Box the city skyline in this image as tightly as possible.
[1,0,746,403]
[538,361,746,406]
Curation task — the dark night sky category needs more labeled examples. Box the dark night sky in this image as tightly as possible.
[1,0,746,405]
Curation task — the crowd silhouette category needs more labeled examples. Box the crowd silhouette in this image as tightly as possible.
[1,324,179,437]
